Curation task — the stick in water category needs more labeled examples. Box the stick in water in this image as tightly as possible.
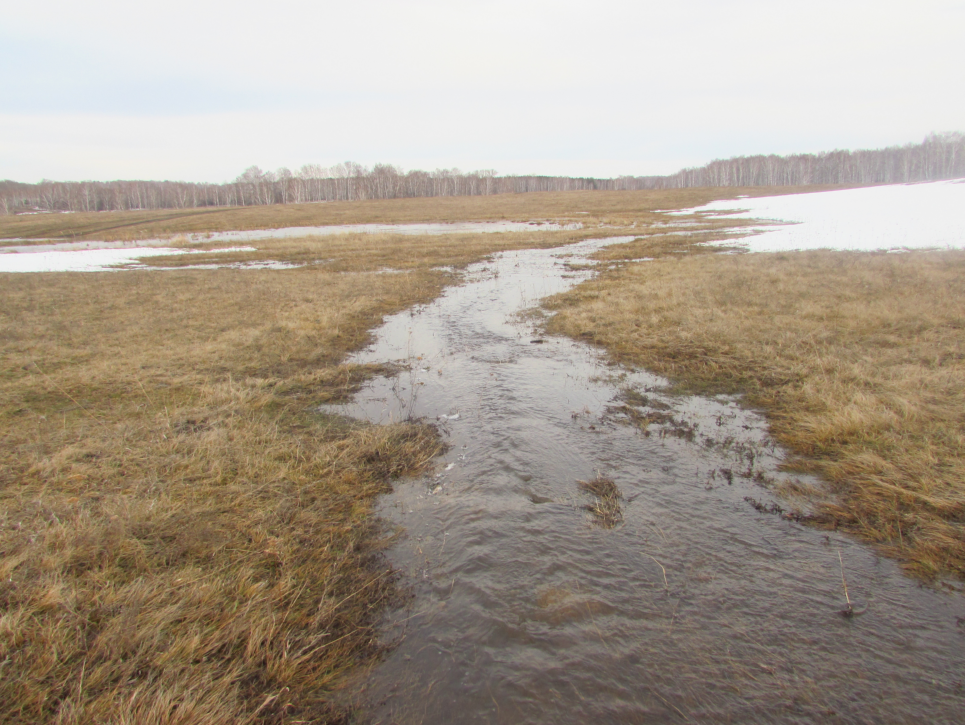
[838,550,853,616]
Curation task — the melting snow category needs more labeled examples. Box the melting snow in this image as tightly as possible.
[0,247,256,273]
[679,179,965,253]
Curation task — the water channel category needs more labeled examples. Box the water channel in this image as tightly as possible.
[328,235,965,723]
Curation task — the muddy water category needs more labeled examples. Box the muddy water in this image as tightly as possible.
[329,238,965,723]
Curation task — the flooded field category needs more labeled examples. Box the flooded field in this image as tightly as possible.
[0,221,583,273]
[161,220,583,244]
[329,236,965,722]
[0,221,583,250]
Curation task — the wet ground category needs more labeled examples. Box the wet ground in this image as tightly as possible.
[328,236,965,723]
[0,221,583,250]
[164,220,583,243]
[0,221,583,273]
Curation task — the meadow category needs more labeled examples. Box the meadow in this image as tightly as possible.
[0,220,622,723]
[0,185,846,243]
[2,184,963,723]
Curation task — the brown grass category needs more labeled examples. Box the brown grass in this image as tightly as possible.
[1,206,636,724]
[0,264,451,724]
[137,228,608,271]
[578,475,624,528]
[546,244,965,580]
[0,185,854,242]
[4,184,954,722]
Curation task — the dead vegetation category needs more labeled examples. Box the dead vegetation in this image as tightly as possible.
[135,228,600,272]
[4,184,961,722]
[0,207,637,724]
[546,245,965,580]
[578,475,624,528]
[0,263,452,724]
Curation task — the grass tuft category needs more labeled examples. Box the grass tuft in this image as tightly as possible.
[578,475,624,528]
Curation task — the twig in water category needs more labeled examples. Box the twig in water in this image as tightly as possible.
[647,555,669,591]
[837,550,862,617]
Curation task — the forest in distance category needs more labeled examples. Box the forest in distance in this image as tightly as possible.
[2,132,963,215]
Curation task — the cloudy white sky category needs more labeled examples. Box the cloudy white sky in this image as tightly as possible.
[2,0,964,183]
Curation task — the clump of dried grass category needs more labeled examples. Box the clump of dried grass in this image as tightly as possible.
[548,247,965,579]
[579,474,624,528]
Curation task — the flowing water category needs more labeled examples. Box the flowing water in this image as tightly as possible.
[328,237,965,723]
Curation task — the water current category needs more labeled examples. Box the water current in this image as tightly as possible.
[328,236,965,723]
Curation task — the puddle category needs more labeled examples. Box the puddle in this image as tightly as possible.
[0,221,584,271]
[326,237,965,722]
[135,220,583,245]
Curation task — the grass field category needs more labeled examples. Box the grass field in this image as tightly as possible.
[545,238,965,581]
[0,185,851,243]
[2,186,962,723]
[0,216,629,723]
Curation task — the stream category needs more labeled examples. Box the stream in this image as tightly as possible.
[328,235,965,723]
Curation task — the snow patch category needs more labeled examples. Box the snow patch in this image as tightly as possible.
[676,179,965,253]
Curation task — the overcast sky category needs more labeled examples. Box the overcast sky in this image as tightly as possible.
[3,0,964,183]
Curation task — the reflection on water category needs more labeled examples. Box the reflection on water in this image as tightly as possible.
[150,220,584,244]
[328,237,965,723]
[0,221,584,271]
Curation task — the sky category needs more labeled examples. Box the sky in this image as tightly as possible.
[2,0,964,183]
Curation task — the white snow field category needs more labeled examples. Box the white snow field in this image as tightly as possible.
[680,179,965,253]
[0,246,255,273]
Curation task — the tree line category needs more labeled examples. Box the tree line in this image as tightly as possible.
[644,132,965,189]
[2,133,962,215]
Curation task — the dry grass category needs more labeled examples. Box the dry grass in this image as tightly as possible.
[578,475,624,528]
[4,184,954,722]
[0,208,622,724]
[0,185,853,242]
[1,191,754,723]
[138,228,605,271]
[546,245,965,579]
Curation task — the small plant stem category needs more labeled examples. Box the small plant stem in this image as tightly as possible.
[838,550,852,610]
